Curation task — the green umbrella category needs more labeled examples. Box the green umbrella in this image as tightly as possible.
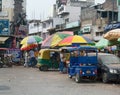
[117,38,120,42]
[95,38,118,49]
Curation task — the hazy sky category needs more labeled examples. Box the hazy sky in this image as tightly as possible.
[26,0,105,20]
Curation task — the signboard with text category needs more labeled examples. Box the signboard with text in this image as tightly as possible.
[0,19,9,35]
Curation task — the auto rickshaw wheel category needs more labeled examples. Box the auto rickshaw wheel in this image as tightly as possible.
[39,65,48,71]
[102,73,108,83]
[75,73,81,83]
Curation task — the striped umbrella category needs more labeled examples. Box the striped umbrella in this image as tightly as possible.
[41,31,73,48]
[58,35,94,46]
[20,35,43,45]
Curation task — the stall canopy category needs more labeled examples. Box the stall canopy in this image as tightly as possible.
[0,37,9,44]
[95,38,119,49]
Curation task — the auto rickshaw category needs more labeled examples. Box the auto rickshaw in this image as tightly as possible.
[66,46,98,83]
[37,49,60,71]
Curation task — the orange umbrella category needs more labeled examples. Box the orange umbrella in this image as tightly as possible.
[20,44,38,51]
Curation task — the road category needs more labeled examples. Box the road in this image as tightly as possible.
[0,66,120,95]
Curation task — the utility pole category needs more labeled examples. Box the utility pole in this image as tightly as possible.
[112,0,114,28]
[118,0,120,22]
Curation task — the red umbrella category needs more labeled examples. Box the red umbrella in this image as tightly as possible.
[20,44,38,51]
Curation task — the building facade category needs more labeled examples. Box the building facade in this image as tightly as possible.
[0,0,27,48]
[81,0,118,41]
[55,0,95,34]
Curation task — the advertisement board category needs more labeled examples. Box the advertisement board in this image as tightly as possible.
[0,19,9,35]
[8,48,21,62]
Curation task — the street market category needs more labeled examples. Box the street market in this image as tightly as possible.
[0,0,120,95]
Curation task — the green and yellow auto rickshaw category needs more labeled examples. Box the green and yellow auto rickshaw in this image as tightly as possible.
[37,49,60,71]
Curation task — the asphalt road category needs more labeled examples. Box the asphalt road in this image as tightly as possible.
[0,66,120,95]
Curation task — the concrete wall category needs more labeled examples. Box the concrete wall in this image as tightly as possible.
[0,0,14,21]
[67,6,81,22]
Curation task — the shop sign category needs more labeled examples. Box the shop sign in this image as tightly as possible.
[0,19,9,35]
[66,21,80,29]
[82,26,91,33]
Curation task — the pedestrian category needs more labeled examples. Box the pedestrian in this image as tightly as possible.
[59,50,66,73]
[28,49,37,67]
[24,51,28,67]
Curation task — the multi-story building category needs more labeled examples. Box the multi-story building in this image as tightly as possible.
[0,0,14,47]
[28,16,64,40]
[29,0,95,40]
[29,20,41,36]
[81,0,117,41]
[55,0,95,34]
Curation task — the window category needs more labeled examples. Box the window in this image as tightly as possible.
[96,32,103,36]
[65,18,69,23]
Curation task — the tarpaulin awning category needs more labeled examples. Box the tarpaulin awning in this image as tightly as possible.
[0,37,9,44]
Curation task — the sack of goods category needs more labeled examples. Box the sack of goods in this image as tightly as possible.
[104,29,120,40]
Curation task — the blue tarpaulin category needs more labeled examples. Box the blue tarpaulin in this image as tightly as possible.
[104,23,120,32]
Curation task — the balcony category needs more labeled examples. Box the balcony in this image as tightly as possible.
[58,5,69,16]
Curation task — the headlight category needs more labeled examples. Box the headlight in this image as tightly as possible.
[109,69,117,74]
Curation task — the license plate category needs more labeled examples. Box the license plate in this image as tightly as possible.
[86,70,91,74]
